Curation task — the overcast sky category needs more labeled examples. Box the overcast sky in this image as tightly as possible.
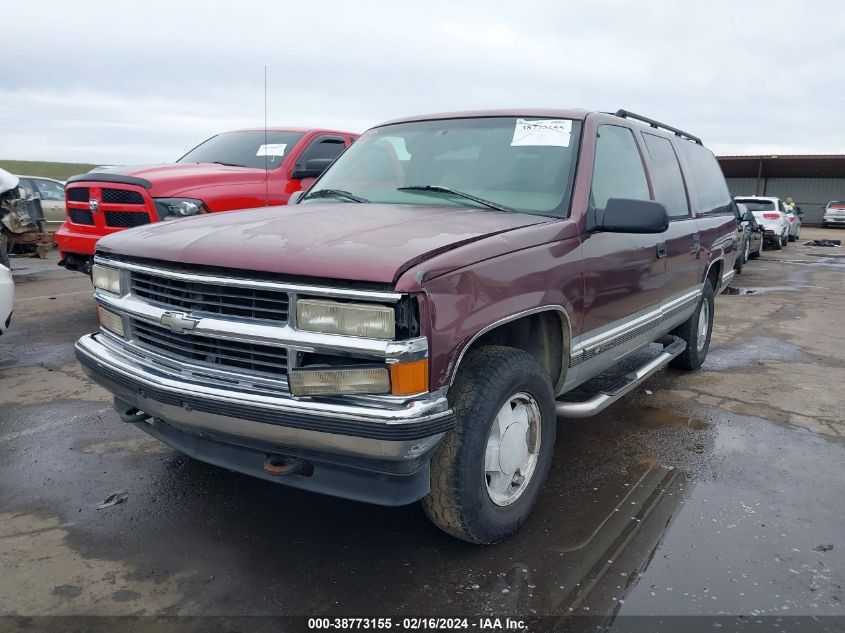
[2,0,844,164]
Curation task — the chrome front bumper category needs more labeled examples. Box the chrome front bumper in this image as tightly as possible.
[75,333,454,463]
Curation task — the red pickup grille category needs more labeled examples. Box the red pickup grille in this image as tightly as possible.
[67,187,89,202]
[102,188,145,204]
[104,211,151,227]
[68,208,95,225]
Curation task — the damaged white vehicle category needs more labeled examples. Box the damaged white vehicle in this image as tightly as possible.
[0,168,52,267]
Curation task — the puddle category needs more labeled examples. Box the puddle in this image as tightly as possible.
[636,407,709,430]
[722,285,798,296]
[704,337,809,370]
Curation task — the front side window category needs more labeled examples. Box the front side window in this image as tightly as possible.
[304,117,582,217]
[298,138,346,165]
[678,141,732,214]
[590,125,650,209]
[34,179,65,201]
[643,133,689,218]
[177,130,305,169]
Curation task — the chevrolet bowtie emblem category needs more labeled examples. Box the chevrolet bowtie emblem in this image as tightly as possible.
[159,311,199,334]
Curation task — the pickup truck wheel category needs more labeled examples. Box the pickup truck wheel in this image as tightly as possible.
[422,346,556,544]
[669,280,714,371]
[734,239,745,274]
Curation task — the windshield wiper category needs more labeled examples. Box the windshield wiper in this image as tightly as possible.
[303,188,369,203]
[397,185,515,213]
[209,161,248,167]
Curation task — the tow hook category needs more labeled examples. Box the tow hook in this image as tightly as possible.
[264,454,305,476]
[114,398,151,423]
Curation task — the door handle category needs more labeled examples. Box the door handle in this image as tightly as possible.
[656,242,667,259]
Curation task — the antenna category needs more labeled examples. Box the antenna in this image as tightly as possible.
[264,65,269,207]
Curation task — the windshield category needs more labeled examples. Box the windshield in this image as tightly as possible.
[304,117,582,216]
[177,130,305,169]
[736,199,776,212]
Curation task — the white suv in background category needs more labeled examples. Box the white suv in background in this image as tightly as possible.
[735,196,790,250]
[823,201,845,227]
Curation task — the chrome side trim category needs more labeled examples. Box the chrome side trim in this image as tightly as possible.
[96,291,427,363]
[447,305,573,388]
[569,288,701,367]
[720,269,736,292]
[556,335,686,418]
[94,255,403,302]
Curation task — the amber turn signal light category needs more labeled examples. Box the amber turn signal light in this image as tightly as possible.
[390,359,429,396]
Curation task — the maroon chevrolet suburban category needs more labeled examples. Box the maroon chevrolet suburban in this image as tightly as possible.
[76,109,738,543]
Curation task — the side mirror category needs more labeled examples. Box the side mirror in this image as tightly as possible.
[288,190,306,204]
[291,158,333,180]
[594,198,669,234]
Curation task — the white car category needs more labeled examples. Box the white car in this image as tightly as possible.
[784,207,802,241]
[735,196,790,250]
[823,201,845,227]
[0,262,13,335]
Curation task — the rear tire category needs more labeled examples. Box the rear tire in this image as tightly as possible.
[669,280,714,371]
[750,238,762,259]
[772,235,782,250]
[423,346,556,544]
[781,231,789,247]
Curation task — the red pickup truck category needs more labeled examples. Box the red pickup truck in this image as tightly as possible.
[76,109,738,543]
[56,127,357,273]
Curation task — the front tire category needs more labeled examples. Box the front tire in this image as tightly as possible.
[423,346,556,544]
[669,280,715,371]
[734,239,745,274]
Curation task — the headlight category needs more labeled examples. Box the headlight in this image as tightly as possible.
[92,264,121,294]
[98,306,125,337]
[296,299,395,339]
[290,367,390,397]
[153,198,207,221]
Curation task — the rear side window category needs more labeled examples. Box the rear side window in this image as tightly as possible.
[678,142,732,214]
[643,134,689,218]
[591,125,650,209]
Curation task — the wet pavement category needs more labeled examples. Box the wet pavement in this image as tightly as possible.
[1,229,844,627]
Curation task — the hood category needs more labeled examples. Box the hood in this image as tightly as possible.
[89,163,267,196]
[97,203,550,284]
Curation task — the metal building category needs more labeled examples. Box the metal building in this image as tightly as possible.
[718,155,845,225]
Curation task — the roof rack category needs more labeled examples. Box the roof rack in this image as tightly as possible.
[613,110,703,145]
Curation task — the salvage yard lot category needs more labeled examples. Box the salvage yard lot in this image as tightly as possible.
[1,228,843,618]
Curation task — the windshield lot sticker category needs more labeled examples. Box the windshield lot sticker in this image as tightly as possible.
[256,143,287,156]
[511,119,572,147]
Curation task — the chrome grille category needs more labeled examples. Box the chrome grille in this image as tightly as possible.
[130,271,290,322]
[131,318,288,377]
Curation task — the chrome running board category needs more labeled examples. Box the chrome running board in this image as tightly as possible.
[555,335,686,419]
